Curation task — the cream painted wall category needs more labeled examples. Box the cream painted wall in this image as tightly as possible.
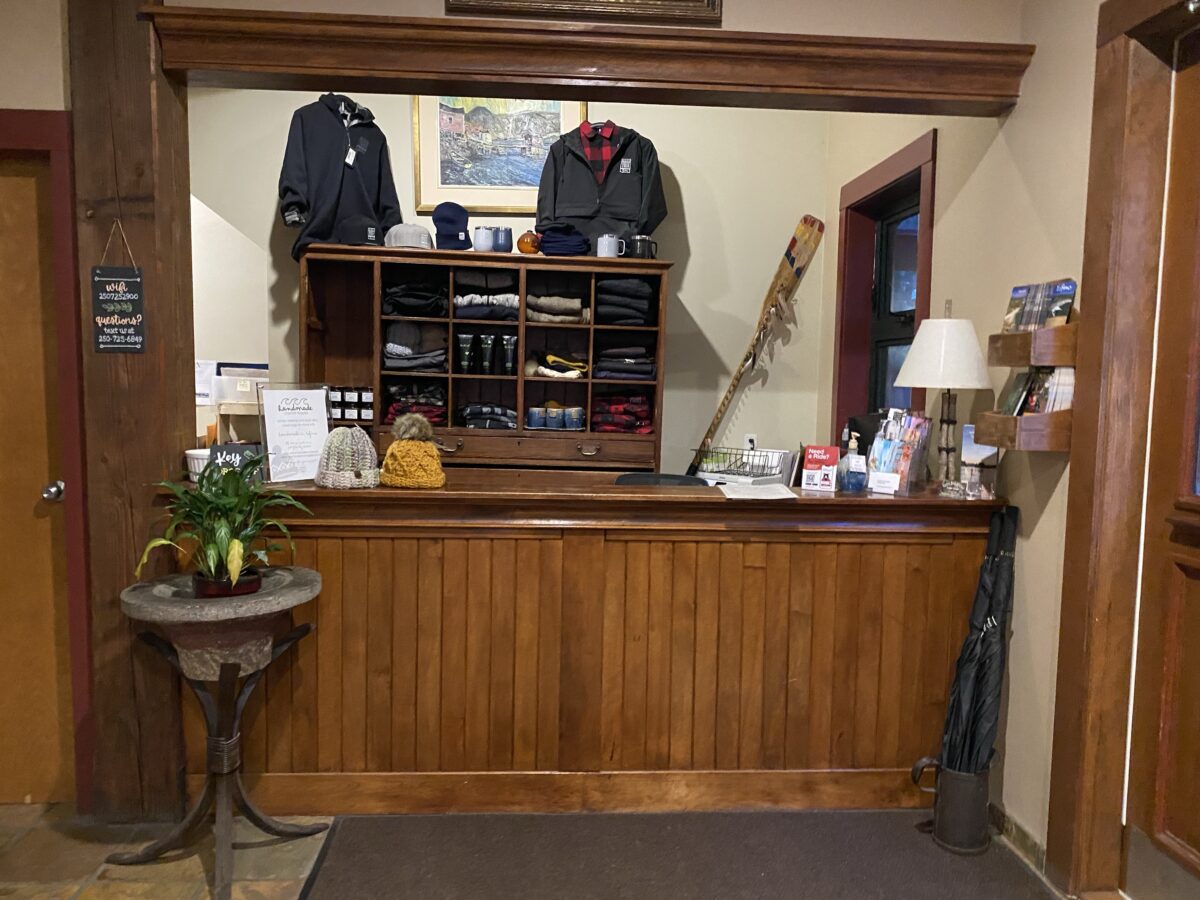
[0,1,69,110]
[188,89,831,467]
[815,0,1101,847]
[165,0,1019,42]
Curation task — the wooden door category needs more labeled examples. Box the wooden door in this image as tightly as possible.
[1124,34,1200,898]
[0,154,75,802]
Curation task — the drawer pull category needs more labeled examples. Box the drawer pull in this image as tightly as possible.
[577,443,601,457]
[438,438,464,454]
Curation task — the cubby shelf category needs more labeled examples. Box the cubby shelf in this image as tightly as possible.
[301,245,671,470]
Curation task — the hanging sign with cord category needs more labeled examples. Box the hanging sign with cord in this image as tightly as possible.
[91,219,145,353]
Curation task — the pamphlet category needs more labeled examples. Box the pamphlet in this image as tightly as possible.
[800,445,839,493]
[1002,278,1077,333]
[260,387,329,482]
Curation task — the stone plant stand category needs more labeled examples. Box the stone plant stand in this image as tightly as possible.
[108,566,326,900]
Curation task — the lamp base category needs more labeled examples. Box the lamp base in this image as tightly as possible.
[937,389,958,483]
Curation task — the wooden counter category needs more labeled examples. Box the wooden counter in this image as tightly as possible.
[183,475,1000,814]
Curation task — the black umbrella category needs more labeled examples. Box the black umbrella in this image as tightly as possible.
[938,506,1019,774]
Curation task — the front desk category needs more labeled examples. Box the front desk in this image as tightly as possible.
[183,473,999,814]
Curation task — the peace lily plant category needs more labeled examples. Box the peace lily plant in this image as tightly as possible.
[136,454,310,596]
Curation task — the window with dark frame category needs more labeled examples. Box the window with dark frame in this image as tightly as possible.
[869,204,920,412]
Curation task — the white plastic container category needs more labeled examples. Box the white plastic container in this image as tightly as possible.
[185,448,210,483]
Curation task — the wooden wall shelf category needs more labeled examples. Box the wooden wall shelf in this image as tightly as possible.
[987,322,1078,367]
[974,409,1073,452]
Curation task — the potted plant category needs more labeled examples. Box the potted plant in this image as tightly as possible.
[136,454,310,598]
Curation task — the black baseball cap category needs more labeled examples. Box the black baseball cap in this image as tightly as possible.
[334,214,382,246]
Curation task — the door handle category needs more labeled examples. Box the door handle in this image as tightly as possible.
[577,443,601,457]
[437,439,464,454]
[42,480,65,503]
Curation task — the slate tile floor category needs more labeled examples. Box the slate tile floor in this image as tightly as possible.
[0,804,330,899]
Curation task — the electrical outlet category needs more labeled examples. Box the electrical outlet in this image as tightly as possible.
[743,433,757,450]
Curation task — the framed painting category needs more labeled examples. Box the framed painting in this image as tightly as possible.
[413,96,588,215]
[445,0,722,26]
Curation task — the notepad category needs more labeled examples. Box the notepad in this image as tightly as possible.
[719,483,797,500]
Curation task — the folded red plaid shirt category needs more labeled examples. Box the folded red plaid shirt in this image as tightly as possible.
[579,120,618,184]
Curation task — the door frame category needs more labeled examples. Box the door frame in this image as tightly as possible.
[0,109,93,814]
[1045,1,1198,895]
[830,129,935,441]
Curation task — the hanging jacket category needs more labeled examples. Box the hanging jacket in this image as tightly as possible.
[536,126,667,246]
[278,93,403,260]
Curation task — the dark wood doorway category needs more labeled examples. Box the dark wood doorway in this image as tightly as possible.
[1123,29,1200,898]
[830,131,935,441]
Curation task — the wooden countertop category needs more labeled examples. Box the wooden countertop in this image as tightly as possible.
[278,470,1003,534]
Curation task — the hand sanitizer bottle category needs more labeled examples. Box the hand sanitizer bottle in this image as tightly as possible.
[838,432,868,494]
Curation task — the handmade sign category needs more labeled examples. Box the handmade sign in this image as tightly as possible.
[260,387,329,482]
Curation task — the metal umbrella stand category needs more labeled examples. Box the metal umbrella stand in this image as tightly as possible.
[912,506,1019,853]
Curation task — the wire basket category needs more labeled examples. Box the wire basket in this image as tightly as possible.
[694,445,787,478]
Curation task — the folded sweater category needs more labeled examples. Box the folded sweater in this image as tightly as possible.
[595,277,655,299]
[527,294,583,315]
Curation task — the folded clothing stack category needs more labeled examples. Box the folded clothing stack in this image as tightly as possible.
[538,224,590,257]
[383,322,448,371]
[460,403,517,430]
[526,294,591,324]
[383,383,447,427]
[524,352,588,380]
[594,344,656,381]
[383,282,448,317]
[591,393,653,434]
[454,292,519,321]
[456,269,517,293]
[595,277,656,325]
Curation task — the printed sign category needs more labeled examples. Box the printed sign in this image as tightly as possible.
[91,266,145,353]
[260,388,329,482]
[209,443,262,472]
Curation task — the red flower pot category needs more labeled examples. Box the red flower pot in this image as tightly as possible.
[192,567,262,598]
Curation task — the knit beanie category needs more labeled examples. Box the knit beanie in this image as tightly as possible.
[315,426,379,489]
[380,414,447,489]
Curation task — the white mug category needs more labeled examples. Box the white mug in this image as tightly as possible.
[473,227,494,252]
[596,233,625,258]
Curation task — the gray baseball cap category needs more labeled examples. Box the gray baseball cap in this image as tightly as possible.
[385,223,434,249]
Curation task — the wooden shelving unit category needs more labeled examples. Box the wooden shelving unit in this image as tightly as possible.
[974,319,1077,452]
[299,245,671,470]
[987,321,1077,367]
[974,409,1072,451]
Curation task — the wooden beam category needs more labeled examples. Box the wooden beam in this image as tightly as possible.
[1098,0,1197,63]
[144,5,1034,117]
[68,0,192,820]
[1044,33,1172,895]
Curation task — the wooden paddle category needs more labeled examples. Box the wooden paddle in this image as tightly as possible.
[686,215,826,476]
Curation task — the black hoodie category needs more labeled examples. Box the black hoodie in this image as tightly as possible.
[278,94,403,260]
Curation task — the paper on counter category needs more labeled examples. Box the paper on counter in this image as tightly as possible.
[719,483,797,500]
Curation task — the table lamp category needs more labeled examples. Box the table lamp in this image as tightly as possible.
[894,303,991,482]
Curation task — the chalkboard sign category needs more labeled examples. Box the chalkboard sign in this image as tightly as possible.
[209,443,263,472]
[91,266,145,353]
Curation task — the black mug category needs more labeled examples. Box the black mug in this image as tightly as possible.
[623,235,658,259]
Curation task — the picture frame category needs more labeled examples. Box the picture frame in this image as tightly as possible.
[445,0,722,26]
[412,96,588,215]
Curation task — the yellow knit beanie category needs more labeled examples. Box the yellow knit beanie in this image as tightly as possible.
[380,414,447,489]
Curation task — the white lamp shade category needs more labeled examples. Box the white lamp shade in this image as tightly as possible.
[894,318,991,390]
